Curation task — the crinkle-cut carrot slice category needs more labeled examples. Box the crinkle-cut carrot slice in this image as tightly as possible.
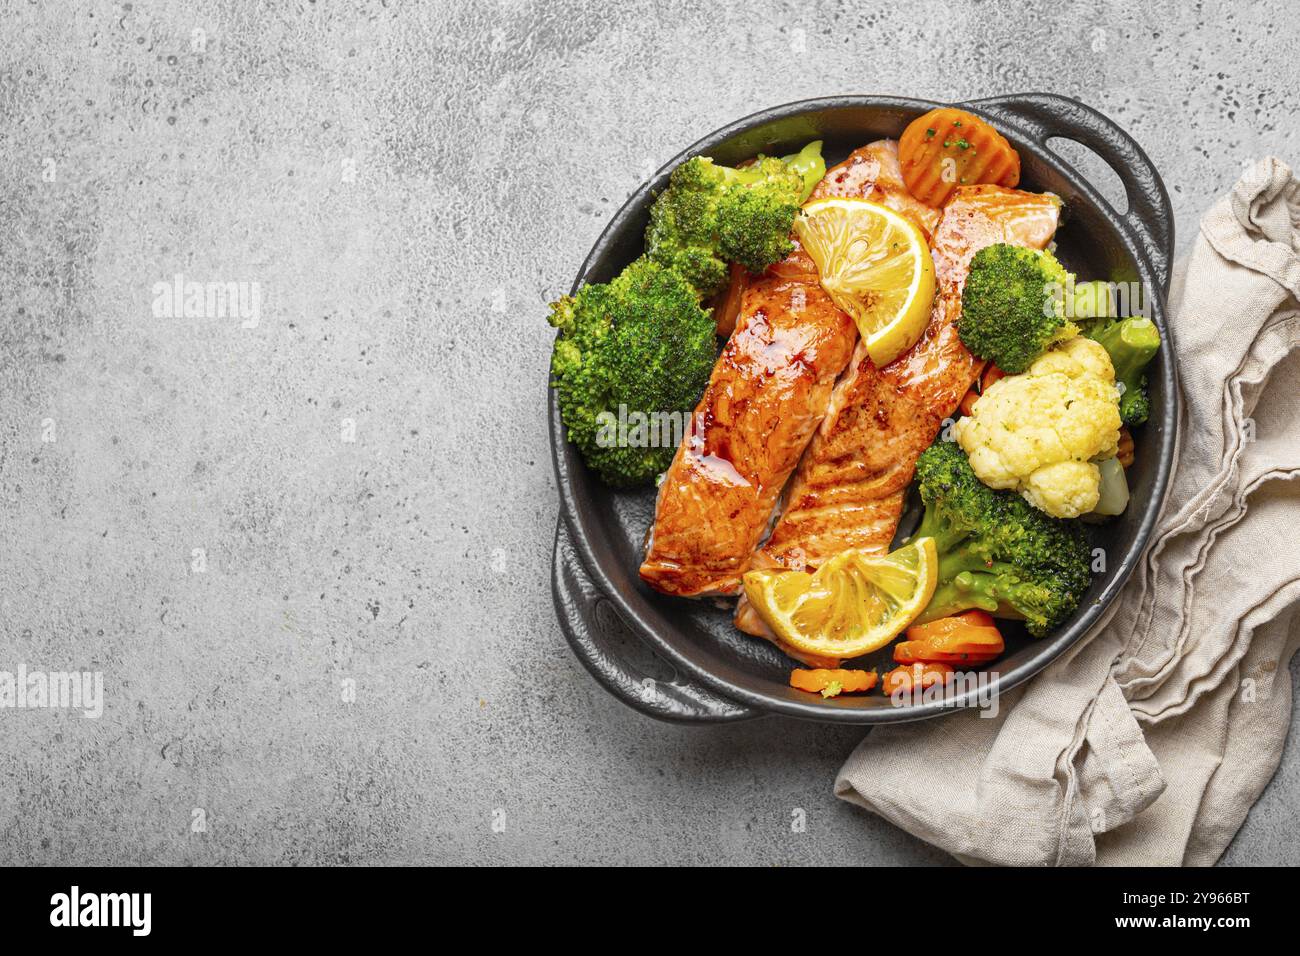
[899,108,1020,208]
[881,662,955,695]
[895,611,1005,664]
[789,668,878,696]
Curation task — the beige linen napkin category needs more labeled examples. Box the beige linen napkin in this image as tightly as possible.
[835,158,1300,866]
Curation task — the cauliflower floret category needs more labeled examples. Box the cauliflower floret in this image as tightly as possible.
[952,336,1122,518]
[1023,460,1101,518]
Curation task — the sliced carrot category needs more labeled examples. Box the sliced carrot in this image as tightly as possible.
[1117,426,1135,469]
[896,611,1005,664]
[958,362,1005,417]
[898,108,1020,208]
[927,609,997,630]
[905,610,1002,644]
[881,662,955,696]
[712,262,748,338]
[894,643,1000,665]
[790,668,878,697]
[958,360,989,417]
[982,364,1006,390]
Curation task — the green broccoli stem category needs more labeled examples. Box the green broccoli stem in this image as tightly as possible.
[935,544,1006,583]
[910,506,968,557]
[719,141,824,198]
[1071,280,1116,321]
[909,514,1002,620]
[1094,316,1159,382]
[720,164,766,188]
[780,141,826,203]
[913,510,1011,577]
[1093,317,1160,425]
[913,572,1002,625]
[909,508,1038,626]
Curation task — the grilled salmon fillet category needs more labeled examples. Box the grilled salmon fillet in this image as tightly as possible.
[640,141,919,599]
[638,248,853,598]
[736,184,1062,640]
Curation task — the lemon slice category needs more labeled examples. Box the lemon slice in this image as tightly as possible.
[742,538,938,660]
[794,198,936,367]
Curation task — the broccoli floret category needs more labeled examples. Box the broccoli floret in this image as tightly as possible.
[644,143,823,298]
[958,243,1078,373]
[1089,316,1160,426]
[779,140,827,204]
[549,257,717,487]
[908,440,1093,637]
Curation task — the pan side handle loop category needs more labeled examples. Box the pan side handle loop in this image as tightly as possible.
[964,93,1175,293]
[552,521,760,724]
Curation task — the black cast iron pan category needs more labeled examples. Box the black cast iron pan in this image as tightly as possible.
[550,93,1178,723]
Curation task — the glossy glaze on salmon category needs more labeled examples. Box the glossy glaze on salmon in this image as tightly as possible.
[640,141,918,599]
[735,184,1061,638]
[637,247,855,597]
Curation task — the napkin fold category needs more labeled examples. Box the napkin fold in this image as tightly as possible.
[835,158,1300,866]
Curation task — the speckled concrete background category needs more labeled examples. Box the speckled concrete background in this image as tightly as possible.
[0,0,1296,866]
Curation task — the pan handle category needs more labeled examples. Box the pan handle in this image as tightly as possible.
[552,522,760,724]
[964,93,1175,292]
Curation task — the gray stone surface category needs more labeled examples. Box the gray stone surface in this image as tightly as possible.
[0,0,1296,865]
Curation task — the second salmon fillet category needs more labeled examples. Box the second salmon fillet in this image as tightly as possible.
[736,184,1062,640]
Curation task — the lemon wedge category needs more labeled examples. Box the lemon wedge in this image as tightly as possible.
[742,538,938,660]
[794,198,936,367]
